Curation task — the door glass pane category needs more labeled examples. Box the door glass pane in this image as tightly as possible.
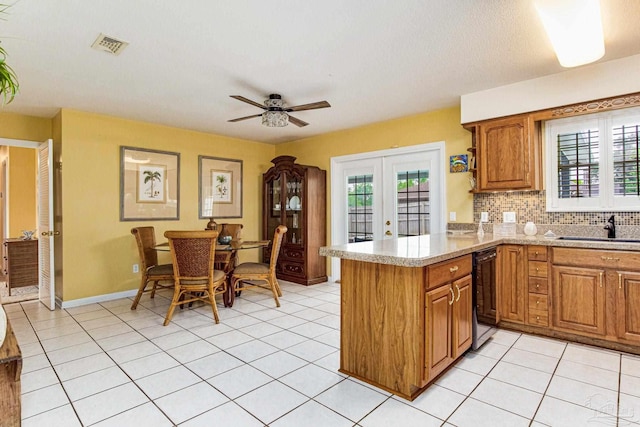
[347,174,373,242]
[396,169,429,236]
[266,177,281,241]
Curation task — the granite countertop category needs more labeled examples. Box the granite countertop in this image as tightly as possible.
[319,232,640,267]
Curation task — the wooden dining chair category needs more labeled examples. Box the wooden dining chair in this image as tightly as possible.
[163,230,227,326]
[130,227,174,310]
[231,225,287,307]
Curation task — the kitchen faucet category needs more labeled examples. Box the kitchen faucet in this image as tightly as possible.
[604,215,616,239]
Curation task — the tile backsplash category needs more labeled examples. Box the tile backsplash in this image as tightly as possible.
[472,190,640,226]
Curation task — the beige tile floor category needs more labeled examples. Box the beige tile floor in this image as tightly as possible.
[5,280,640,427]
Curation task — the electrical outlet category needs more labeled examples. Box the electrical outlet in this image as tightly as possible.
[449,211,456,221]
[132,264,139,273]
[480,212,489,222]
[503,212,517,223]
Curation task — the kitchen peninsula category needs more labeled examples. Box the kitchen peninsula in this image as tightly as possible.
[320,232,640,400]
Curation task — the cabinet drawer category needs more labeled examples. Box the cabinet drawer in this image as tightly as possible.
[426,255,472,290]
[279,260,306,278]
[528,310,549,326]
[528,246,547,261]
[553,247,640,270]
[528,277,548,294]
[528,294,548,312]
[281,246,304,262]
[528,261,548,278]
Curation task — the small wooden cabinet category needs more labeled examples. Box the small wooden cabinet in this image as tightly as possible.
[497,245,526,324]
[425,256,472,382]
[4,239,38,295]
[464,114,542,192]
[263,156,327,285]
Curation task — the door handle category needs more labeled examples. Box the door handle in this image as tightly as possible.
[385,230,392,236]
[455,284,461,302]
[41,231,60,237]
[449,287,455,305]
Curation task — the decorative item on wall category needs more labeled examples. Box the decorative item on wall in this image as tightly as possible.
[120,146,180,221]
[449,154,469,173]
[199,156,242,219]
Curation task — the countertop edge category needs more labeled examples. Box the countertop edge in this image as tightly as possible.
[319,234,640,267]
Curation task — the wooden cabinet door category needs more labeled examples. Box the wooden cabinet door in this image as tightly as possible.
[497,245,526,323]
[552,265,606,336]
[477,115,532,191]
[452,275,473,358]
[617,271,640,343]
[425,284,453,381]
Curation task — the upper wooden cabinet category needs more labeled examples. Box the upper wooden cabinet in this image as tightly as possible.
[263,156,327,286]
[465,114,542,192]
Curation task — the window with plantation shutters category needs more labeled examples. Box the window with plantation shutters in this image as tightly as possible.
[546,106,640,211]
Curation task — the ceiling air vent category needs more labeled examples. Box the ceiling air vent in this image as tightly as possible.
[91,33,129,55]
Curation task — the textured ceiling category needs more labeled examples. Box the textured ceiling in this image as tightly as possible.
[2,0,640,144]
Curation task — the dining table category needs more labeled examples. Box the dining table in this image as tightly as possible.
[154,239,270,307]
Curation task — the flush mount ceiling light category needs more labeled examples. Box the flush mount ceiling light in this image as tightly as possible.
[534,0,605,68]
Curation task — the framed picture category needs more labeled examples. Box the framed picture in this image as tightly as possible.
[449,154,469,173]
[120,146,180,221]
[199,156,242,219]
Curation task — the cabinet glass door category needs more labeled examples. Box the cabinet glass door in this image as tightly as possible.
[266,177,282,241]
[285,175,303,245]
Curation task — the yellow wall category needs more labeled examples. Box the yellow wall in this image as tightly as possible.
[59,109,275,301]
[276,106,473,244]
[8,146,37,237]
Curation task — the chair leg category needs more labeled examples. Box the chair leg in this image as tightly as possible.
[208,285,220,324]
[150,280,159,299]
[164,286,182,326]
[268,278,281,308]
[274,278,283,297]
[131,275,149,310]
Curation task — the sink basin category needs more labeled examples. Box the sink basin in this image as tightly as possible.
[558,236,640,243]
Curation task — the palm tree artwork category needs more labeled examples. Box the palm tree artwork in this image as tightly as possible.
[142,169,163,200]
[212,171,232,202]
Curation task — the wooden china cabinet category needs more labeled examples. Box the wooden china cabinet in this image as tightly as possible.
[263,156,327,285]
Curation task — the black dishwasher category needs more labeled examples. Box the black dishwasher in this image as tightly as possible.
[472,247,497,350]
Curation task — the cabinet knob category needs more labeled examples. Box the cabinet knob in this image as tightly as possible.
[536,284,540,289]
[535,251,539,256]
[535,267,539,272]
[536,316,540,320]
[385,230,392,236]
[449,266,459,273]
[536,300,540,305]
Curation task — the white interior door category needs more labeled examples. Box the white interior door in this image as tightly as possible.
[38,139,55,310]
[331,142,445,280]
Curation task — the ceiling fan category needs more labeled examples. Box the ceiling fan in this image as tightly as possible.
[228,94,331,127]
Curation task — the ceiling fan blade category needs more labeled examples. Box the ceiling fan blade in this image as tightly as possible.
[285,101,331,112]
[228,113,263,123]
[287,115,309,127]
[230,95,266,110]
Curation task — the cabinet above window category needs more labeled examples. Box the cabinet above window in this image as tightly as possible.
[464,114,543,192]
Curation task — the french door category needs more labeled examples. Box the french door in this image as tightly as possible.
[331,142,445,279]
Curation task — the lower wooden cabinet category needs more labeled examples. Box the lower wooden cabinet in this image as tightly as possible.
[617,271,640,343]
[497,245,526,323]
[552,265,606,336]
[425,274,472,381]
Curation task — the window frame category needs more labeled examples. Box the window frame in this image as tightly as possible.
[545,106,640,212]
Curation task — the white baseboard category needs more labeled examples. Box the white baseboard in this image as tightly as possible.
[60,289,137,309]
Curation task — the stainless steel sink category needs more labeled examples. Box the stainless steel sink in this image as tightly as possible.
[558,236,640,243]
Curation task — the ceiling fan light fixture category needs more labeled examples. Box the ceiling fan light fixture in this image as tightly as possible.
[534,0,605,68]
[262,111,289,127]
